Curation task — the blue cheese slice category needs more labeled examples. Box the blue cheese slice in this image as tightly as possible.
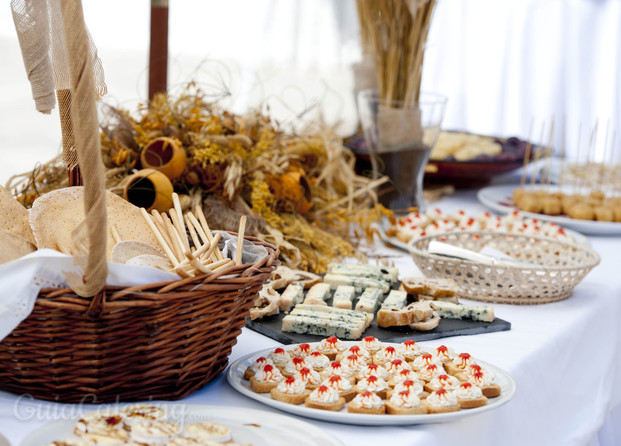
[323,274,390,293]
[327,263,396,284]
[279,282,305,312]
[303,283,332,306]
[281,314,366,340]
[332,285,356,310]
[380,289,408,309]
[354,287,384,314]
[291,304,373,327]
[431,301,495,322]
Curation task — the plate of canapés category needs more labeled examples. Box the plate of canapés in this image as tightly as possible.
[226,337,516,426]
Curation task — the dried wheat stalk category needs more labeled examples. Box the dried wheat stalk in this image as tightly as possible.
[357,0,436,106]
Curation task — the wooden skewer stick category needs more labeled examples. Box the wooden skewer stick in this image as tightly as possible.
[235,215,247,266]
[162,213,185,262]
[139,208,179,267]
[520,118,534,189]
[543,117,555,187]
[171,193,190,252]
[558,115,567,189]
[530,122,546,188]
[195,205,224,260]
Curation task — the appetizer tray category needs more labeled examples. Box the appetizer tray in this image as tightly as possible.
[375,218,589,251]
[227,341,517,426]
[345,132,528,188]
[20,404,344,446]
[247,313,510,345]
[478,184,621,235]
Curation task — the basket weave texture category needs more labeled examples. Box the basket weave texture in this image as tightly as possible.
[0,236,277,403]
[409,231,600,305]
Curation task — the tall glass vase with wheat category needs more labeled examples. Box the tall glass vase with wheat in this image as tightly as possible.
[356,0,446,212]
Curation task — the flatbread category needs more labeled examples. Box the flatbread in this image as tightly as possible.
[0,229,36,264]
[111,241,166,265]
[30,187,164,260]
[0,185,35,245]
[125,254,173,270]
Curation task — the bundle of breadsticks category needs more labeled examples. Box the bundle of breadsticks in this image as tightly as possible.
[139,193,247,278]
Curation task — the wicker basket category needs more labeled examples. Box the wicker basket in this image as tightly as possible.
[0,1,279,403]
[0,235,277,403]
[409,231,600,305]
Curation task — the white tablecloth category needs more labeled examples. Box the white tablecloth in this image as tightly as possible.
[1,189,620,446]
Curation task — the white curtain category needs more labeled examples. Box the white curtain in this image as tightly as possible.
[422,0,621,161]
[2,0,620,183]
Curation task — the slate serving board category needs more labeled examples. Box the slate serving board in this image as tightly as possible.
[246,314,510,345]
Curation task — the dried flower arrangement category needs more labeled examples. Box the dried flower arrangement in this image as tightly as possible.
[8,84,390,272]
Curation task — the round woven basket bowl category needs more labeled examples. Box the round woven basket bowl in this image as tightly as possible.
[408,231,600,304]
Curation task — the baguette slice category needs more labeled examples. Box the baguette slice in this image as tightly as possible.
[408,311,440,331]
[401,277,459,297]
[377,301,435,328]
[270,266,321,290]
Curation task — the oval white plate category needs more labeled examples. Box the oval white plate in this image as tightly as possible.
[20,404,343,446]
[226,342,517,426]
[477,184,621,236]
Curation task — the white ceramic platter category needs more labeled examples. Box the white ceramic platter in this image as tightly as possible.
[20,404,344,446]
[226,342,517,426]
[477,184,621,235]
[376,215,590,249]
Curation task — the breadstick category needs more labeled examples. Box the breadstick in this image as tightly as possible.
[184,213,202,250]
[171,193,190,251]
[195,205,224,260]
[139,208,179,267]
[162,213,185,262]
[176,233,222,268]
[200,232,222,263]
[151,209,174,249]
[185,252,213,275]
[205,258,232,271]
[169,210,190,254]
[235,215,247,265]
[187,211,222,261]
[210,259,235,273]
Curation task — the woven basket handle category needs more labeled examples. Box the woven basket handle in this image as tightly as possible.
[59,0,108,297]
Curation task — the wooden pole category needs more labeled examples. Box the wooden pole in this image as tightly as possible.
[148,0,169,101]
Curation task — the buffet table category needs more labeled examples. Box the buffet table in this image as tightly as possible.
[1,188,620,446]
